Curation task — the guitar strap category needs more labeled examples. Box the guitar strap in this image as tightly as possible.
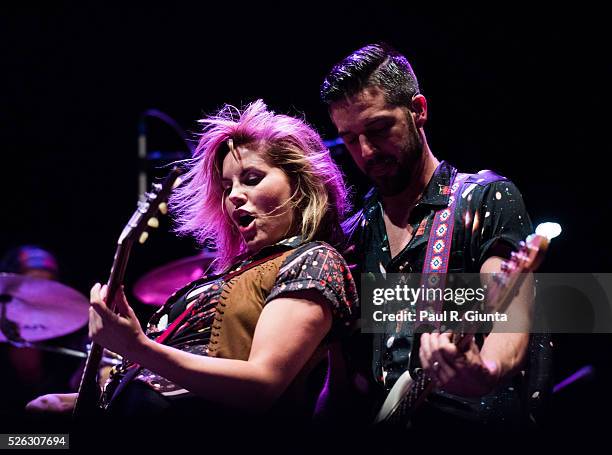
[415,172,469,331]
[422,172,469,274]
[375,171,469,387]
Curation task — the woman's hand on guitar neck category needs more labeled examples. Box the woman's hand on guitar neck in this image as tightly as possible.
[419,332,501,397]
[89,283,148,360]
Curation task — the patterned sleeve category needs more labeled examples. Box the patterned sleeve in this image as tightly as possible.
[265,241,358,327]
[474,180,533,266]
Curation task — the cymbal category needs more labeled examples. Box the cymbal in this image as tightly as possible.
[0,273,89,343]
[133,251,216,306]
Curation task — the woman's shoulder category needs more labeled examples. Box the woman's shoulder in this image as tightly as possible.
[267,239,357,321]
[287,240,344,258]
[277,240,349,274]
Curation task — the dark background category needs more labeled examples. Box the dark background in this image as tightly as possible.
[1,4,609,431]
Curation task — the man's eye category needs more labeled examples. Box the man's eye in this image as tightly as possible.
[369,126,389,136]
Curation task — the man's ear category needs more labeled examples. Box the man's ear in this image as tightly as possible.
[410,94,428,127]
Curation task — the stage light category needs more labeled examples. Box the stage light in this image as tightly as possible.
[535,222,562,240]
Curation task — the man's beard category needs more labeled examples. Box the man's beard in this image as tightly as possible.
[373,129,424,197]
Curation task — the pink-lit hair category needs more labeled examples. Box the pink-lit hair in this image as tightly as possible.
[169,99,350,272]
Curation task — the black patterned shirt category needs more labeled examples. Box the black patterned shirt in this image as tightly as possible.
[349,161,534,422]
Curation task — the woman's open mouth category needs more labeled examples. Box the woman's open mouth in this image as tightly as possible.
[237,213,256,231]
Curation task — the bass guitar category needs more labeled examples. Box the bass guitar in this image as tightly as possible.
[373,233,549,425]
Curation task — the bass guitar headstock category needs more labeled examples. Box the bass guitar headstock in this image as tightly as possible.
[118,166,183,246]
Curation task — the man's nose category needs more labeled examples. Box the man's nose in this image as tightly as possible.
[358,134,376,160]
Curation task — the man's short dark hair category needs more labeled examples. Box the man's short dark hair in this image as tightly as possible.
[320,43,420,108]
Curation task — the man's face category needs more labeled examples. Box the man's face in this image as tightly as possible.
[330,85,424,195]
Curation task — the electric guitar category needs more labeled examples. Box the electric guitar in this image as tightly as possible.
[73,167,183,419]
[373,233,549,425]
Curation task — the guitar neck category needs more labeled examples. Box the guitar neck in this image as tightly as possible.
[73,244,132,419]
[71,166,183,419]
[449,264,529,348]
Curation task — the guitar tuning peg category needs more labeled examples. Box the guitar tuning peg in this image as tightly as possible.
[147,217,159,228]
[158,202,168,215]
[172,177,183,189]
[139,232,149,244]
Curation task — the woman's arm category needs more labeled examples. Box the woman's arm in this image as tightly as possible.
[90,285,331,411]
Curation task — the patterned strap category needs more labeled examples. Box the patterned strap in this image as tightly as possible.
[415,172,469,333]
[388,172,470,418]
[422,172,469,274]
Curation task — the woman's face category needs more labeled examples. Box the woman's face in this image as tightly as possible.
[221,145,295,254]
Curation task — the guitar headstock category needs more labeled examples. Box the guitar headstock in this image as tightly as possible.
[442,233,551,345]
[500,234,549,276]
[118,167,183,246]
[484,233,550,315]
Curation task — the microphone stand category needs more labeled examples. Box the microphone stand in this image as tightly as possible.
[137,109,193,199]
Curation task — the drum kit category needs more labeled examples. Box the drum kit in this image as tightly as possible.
[0,250,215,363]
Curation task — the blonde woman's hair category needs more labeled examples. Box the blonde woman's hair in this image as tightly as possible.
[169,99,350,272]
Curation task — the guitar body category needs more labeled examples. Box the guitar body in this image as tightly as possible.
[374,369,416,424]
[72,344,105,418]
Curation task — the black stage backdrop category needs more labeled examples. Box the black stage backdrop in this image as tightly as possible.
[1,4,609,437]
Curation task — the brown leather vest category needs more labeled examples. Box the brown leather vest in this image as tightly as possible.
[207,249,329,415]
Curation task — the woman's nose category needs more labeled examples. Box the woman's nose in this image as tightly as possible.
[227,187,247,207]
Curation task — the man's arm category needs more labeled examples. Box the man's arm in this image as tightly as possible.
[479,256,532,383]
[419,255,533,397]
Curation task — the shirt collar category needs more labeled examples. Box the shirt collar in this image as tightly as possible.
[418,160,457,207]
[240,235,304,265]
